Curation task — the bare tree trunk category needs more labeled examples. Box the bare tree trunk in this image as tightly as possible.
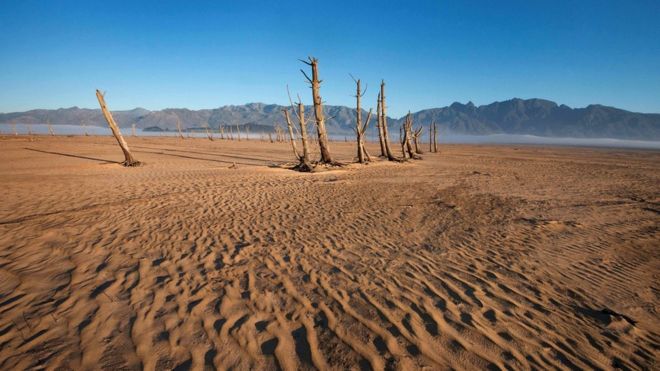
[400,126,404,157]
[11,122,17,136]
[47,119,55,136]
[175,117,184,139]
[301,57,333,163]
[245,125,250,140]
[429,124,433,152]
[433,122,438,152]
[403,112,418,159]
[283,109,301,160]
[376,93,386,157]
[351,77,372,164]
[132,123,136,137]
[95,89,140,166]
[380,81,397,161]
[413,126,423,154]
[205,126,214,141]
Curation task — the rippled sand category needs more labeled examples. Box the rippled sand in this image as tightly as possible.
[0,135,658,370]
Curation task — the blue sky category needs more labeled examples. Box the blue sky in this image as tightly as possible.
[1,0,659,117]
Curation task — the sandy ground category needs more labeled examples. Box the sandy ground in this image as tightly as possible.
[0,135,658,370]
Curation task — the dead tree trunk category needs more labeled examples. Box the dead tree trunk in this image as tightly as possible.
[403,112,419,159]
[175,117,185,139]
[301,57,333,164]
[380,81,397,161]
[413,126,423,154]
[295,102,312,170]
[376,93,386,157]
[433,122,438,152]
[236,125,241,141]
[132,123,137,137]
[205,125,214,141]
[429,124,433,152]
[95,89,140,166]
[399,125,406,158]
[351,76,373,163]
[47,119,55,136]
[283,109,301,159]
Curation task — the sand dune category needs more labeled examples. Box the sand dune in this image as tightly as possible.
[0,135,658,370]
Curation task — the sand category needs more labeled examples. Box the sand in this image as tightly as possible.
[0,135,658,370]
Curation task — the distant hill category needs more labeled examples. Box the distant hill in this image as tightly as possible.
[1,99,659,140]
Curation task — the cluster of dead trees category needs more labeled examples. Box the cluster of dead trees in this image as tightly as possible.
[282,57,440,171]
[94,56,440,168]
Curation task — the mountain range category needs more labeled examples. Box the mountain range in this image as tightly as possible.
[1,98,659,140]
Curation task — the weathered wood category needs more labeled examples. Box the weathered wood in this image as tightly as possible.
[302,57,333,163]
[352,77,371,164]
[175,117,185,139]
[376,93,386,157]
[283,109,301,160]
[380,81,397,161]
[95,89,140,166]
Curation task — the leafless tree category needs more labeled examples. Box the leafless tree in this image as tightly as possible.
[95,89,140,166]
[47,119,55,136]
[175,117,185,139]
[379,80,397,161]
[300,57,333,163]
[413,126,423,154]
[350,75,373,163]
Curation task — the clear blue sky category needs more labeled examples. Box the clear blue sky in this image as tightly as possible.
[1,0,659,117]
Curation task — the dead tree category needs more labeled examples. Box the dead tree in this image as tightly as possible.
[47,119,55,136]
[399,125,406,158]
[376,93,386,157]
[236,124,241,141]
[379,80,397,161]
[433,122,438,152]
[11,122,17,136]
[175,117,185,139]
[95,89,140,166]
[245,125,250,140]
[403,112,420,159]
[283,109,300,159]
[429,124,433,152]
[131,123,137,137]
[300,57,333,163]
[350,75,373,163]
[220,125,225,140]
[413,126,423,154]
[205,124,214,141]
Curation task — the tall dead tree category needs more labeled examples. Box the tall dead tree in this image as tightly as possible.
[412,126,423,154]
[95,89,140,166]
[351,76,373,163]
[403,112,420,159]
[47,119,55,136]
[175,117,185,139]
[379,81,397,161]
[283,109,300,160]
[433,122,438,152]
[376,92,386,157]
[429,124,433,152]
[301,57,333,164]
[131,123,137,137]
[236,124,241,141]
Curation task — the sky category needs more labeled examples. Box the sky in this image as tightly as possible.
[1,0,659,117]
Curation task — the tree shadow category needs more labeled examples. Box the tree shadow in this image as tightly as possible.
[24,148,119,164]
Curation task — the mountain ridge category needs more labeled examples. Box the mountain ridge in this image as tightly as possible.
[1,98,659,140]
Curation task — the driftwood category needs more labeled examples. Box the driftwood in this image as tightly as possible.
[95,89,140,166]
[301,57,333,163]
